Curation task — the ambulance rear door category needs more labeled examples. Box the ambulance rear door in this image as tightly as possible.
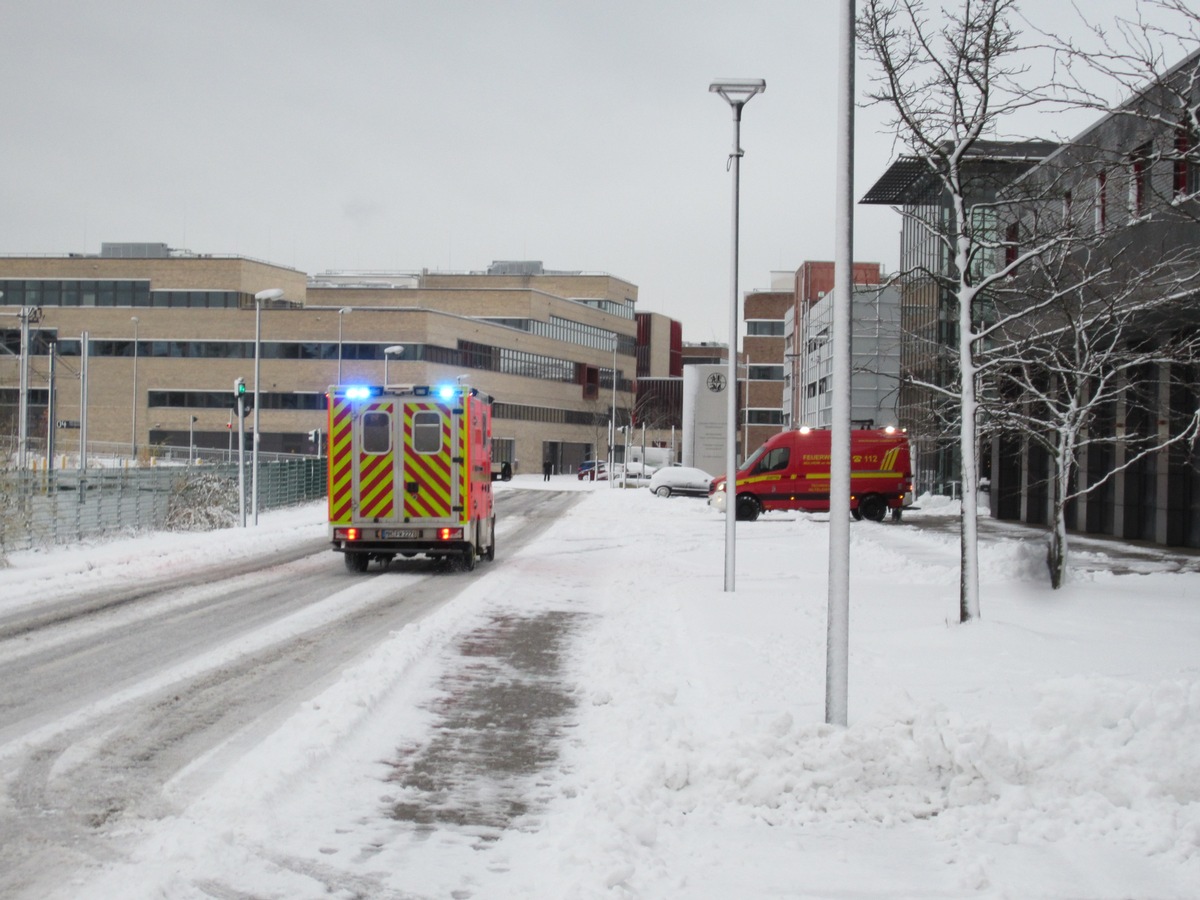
[353,395,402,526]
[399,396,463,526]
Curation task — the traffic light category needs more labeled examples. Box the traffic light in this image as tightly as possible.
[233,377,252,416]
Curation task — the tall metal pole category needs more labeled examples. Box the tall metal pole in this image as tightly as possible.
[724,108,741,591]
[251,288,283,525]
[710,78,765,593]
[253,299,262,524]
[238,391,247,527]
[338,307,350,384]
[130,316,139,460]
[826,0,856,727]
[79,331,89,470]
[17,306,30,469]
[46,343,57,468]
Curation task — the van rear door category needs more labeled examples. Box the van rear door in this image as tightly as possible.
[399,398,460,525]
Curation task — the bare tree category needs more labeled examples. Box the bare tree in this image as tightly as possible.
[982,243,1200,588]
[860,0,1063,622]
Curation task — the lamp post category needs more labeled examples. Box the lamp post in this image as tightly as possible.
[252,288,283,525]
[130,316,139,460]
[710,77,765,593]
[337,307,351,384]
[188,415,197,465]
[384,344,404,385]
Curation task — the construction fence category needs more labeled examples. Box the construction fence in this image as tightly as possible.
[0,458,328,555]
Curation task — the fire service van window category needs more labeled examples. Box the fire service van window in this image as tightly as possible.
[413,411,443,454]
[362,412,391,454]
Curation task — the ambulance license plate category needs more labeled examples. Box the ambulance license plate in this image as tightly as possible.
[381,529,418,539]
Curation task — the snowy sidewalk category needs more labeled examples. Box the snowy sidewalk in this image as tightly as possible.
[24,481,1200,899]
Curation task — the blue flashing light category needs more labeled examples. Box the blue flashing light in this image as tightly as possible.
[437,384,457,401]
[344,385,373,401]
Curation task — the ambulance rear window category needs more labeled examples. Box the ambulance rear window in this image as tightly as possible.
[362,412,390,454]
[413,411,442,453]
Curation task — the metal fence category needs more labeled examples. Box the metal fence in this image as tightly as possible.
[0,458,327,554]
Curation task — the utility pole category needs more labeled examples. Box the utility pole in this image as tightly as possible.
[826,0,855,728]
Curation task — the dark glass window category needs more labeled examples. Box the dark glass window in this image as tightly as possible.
[362,412,391,454]
[757,446,790,473]
[413,410,442,453]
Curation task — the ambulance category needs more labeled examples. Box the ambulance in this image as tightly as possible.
[709,427,914,522]
[327,382,496,572]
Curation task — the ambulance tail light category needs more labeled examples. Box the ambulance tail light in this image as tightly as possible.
[438,527,464,541]
[335,527,361,541]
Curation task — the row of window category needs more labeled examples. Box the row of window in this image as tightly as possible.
[128,390,617,429]
[359,410,444,455]
[493,401,610,427]
[0,280,247,309]
[1006,136,1200,263]
[479,315,637,355]
[5,332,630,391]
[148,390,328,411]
[580,298,635,320]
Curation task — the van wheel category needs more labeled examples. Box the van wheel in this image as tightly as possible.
[735,494,761,522]
[655,486,672,498]
[458,542,477,572]
[859,495,887,522]
[851,508,863,521]
[344,552,369,573]
[483,517,496,561]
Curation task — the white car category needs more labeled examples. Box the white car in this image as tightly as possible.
[648,466,713,498]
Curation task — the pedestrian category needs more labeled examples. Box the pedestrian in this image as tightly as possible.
[543,460,552,481]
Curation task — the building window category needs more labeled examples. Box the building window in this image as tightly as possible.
[1175,127,1198,198]
[1129,143,1152,216]
[745,408,784,425]
[748,364,784,380]
[1004,221,1019,267]
[746,320,785,337]
[1094,169,1108,231]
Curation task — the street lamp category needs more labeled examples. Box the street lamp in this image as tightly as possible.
[710,77,765,593]
[337,307,352,384]
[384,345,404,384]
[130,316,139,460]
[188,415,197,465]
[252,287,283,525]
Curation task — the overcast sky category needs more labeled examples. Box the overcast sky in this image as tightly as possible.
[0,1,1188,341]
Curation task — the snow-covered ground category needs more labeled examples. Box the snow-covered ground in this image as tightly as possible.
[3,476,1198,899]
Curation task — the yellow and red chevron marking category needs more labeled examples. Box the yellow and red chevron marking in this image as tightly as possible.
[358,445,395,519]
[457,413,468,506]
[328,396,354,524]
[403,404,453,521]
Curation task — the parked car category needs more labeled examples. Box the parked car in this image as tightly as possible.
[648,465,713,498]
[577,460,607,481]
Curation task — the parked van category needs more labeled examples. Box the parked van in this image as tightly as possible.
[709,427,913,521]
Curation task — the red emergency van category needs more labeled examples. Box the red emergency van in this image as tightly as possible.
[709,427,914,522]
[327,382,496,572]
